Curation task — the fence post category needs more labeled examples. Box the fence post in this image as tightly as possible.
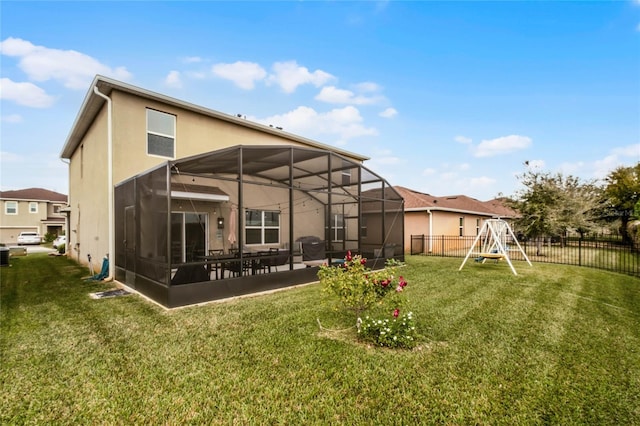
[578,237,582,267]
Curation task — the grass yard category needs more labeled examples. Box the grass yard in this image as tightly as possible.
[1,254,639,424]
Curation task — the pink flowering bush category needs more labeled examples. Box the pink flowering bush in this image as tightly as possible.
[319,251,416,348]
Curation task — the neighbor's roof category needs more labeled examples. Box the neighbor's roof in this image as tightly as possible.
[60,75,370,162]
[0,188,68,203]
[394,186,515,217]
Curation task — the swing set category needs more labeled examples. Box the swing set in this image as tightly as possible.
[459,219,532,275]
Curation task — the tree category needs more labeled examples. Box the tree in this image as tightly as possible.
[507,165,601,254]
[601,163,640,245]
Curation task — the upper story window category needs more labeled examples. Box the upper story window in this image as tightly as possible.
[245,210,280,245]
[29,202,38,213]
[476,218,481,235]
[53,205,61,214]
[147,109,176,158]
[459,217,464,237]
[5,201,17,215]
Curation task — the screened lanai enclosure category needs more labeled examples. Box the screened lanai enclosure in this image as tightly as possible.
[114,145,404,307]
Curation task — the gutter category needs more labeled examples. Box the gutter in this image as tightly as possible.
[92,86,114,281]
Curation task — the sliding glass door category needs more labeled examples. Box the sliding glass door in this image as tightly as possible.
[171,212,207,264]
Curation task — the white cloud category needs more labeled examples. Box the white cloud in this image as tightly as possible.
[459,163,470,171]
[559,161,585,175]
[164,70,182,88]
[315,85,383,105]
[211,61,266,90]
[355,82,381,92]
[0,78,55,108]
[254,105,377,145]
[474,134,532,157]
[379,107,397,118]
[1,114,23,123]
[455,135,472,144]
[612,143,640,158]
[267,61,333,93]
[182,56,203,63]
[559,144,639,180]
[593,144,640,178]
[0,37,132,90]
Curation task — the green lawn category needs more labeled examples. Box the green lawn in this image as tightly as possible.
[2,254,639,424]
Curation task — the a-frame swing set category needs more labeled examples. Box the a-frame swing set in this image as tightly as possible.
[459,219,532,275]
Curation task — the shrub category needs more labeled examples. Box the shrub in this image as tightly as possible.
[57,243,65,254]
[44,232,56,243]
[319,251,415,348]
[359,311,418,349]
[318,252,406,319]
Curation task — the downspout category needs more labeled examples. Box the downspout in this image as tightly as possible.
[60,158,70,256]
[427,209,433,253]
[93,86,114,280]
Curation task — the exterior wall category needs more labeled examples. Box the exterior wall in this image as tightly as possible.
[68,106,110,263]
[70,89,361,266]
[110,90,314,186]
[404,210,491,253]
[0,199,65,244]
[170,175,325,255]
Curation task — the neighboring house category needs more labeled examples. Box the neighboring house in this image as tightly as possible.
[0,188,68,245]
[394,186,516,253]
[60,76,403,307]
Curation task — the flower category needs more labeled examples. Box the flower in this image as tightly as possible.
[396,285,403,292]
[360,258,367,265]
[393,308,400,318]
[398,276,407,288]
[345,250,352,261]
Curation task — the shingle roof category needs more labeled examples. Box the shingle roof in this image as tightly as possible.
[394,186,515,217]
[0,188,68,203]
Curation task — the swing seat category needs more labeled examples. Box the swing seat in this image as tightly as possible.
[478,253,505,264]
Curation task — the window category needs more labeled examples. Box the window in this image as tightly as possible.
[342,171,351,186]
[53,205,61,214]
[459,217,464,237]
[29,202,38,213]
[245,210,280,245]
[147,109,175,158]
[361,216,367,239]
[476,218,481,235]
[328,214,345,242]
[5,201,17,215]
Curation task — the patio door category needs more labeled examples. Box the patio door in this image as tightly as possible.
[171,212,207,263]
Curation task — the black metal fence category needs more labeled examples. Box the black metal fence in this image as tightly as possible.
[411,234,640,277]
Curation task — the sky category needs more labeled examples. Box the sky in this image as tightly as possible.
[1,1,639,201]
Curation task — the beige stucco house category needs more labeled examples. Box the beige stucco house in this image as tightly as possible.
[0,188,67,244]
[60,76,403,307]
[394,186,515,254]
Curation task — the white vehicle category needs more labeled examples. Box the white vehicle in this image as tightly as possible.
[53,235,66,248]
[17,232,42,245]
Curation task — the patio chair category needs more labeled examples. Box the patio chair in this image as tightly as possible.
[207,249,224,279]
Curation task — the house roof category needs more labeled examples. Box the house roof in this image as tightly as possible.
[60,75,370,162]
[394,186,515,217]
[0,188,68,203]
